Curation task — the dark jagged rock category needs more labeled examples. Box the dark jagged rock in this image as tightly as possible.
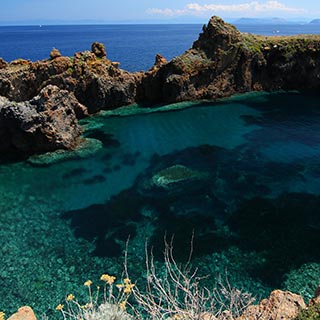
[0,17,320,154]
[0,85,82,153]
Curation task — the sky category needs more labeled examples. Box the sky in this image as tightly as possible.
[0,0,320,24]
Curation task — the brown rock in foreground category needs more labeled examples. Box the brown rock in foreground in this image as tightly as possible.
[237,290,306,320]
[7,306,36,320]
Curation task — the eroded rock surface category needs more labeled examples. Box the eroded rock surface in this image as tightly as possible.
[238,290,306,320]
[0,85,82,153]
[0,18,320,154]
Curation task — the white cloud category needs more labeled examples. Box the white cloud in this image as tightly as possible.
[147,1,306,17]
[146,8,186,16]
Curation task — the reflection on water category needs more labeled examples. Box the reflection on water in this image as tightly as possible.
[1,91,320,315]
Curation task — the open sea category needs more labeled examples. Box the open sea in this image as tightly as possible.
[1,24,320,316]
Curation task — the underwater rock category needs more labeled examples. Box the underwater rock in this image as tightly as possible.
[151,164,208,189]
[238,290,306,320]
[27,138,103,166]
[7,306,36,320]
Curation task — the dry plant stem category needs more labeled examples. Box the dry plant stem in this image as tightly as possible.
[130,236,255,320]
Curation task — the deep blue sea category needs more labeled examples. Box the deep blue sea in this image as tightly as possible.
[0,23,319,71]
[1,24,320,316]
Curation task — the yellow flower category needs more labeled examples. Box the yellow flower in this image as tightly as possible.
[100,274,116,285]
[123,278,131,284]
[119,301,127,310]
[0,311,5,320]
[123,283,135,294]
[55,304,64,311]
[84,280,92,287]
[66,294,75,301]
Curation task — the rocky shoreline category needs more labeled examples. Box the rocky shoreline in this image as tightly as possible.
[5,287,320,320]
[0,16,320,154]
[1,16,320,320]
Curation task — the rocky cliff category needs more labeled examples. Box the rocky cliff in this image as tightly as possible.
[0,17,320,154]
[140,16,320,104]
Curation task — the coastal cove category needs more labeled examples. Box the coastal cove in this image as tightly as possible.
[2,91,320,315]
[1,16,320,318]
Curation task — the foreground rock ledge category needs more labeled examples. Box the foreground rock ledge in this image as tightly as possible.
[0,16,320,154]
[5,288,320,320]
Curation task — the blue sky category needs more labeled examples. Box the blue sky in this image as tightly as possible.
[1,0,320,24]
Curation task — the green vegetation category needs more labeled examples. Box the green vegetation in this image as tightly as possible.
[295,303,320,320]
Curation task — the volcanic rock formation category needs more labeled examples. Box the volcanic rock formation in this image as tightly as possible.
[0,16,320,154]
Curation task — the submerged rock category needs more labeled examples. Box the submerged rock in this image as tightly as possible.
[151,164,207,188]
[27,138,103,166]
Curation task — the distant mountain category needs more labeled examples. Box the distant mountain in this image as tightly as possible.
[233,17,292,25]
[310,19,320,24]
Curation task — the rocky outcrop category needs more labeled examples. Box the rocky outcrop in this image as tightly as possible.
[138,16,320,104]
[50,48,62,60]
[91,42,107,58]
[0,17,320,154]
[7,306,36,320]
[238,290,306,320]
[0,45,140,112]
[0,85,83,153]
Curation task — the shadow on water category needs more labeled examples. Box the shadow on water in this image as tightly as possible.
[62,189,143,257]
[84,129,121,148]
[62,139,320,288]
[228,193,320,286]
[62,168,89,179]
[0,147,30,165]
[62,91,320,288]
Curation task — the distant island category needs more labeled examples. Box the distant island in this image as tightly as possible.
[310,19,320,24]
[233,17,292,25]
[0,16,320,155]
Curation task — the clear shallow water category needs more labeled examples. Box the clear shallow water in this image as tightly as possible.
[1,21,320,316]
[1,91,320,315]
[0,23,319,71]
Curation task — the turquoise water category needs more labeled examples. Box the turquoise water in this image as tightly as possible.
[1,91,320,316]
